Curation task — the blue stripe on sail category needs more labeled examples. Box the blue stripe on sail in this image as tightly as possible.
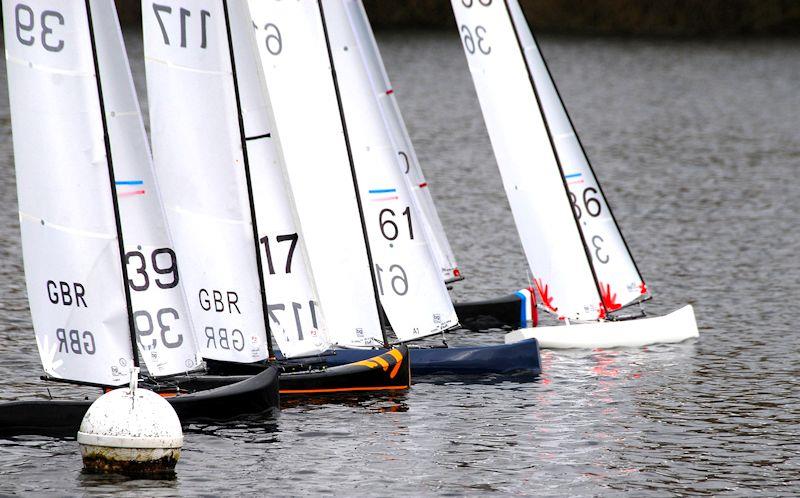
[115,180,144,186]
[514,291,527,328]
[564,173,582,179]
[369,188,397,194]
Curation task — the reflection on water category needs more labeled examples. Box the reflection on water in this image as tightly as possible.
[1,30,799,494]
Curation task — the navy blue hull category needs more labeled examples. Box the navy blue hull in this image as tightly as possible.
[321,339,541,377]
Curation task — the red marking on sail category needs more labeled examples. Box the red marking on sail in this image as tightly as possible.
[598,282,622,319]
[639,282,648,295]
[118,189,145,197]
[453,268,461,277]
[385,89,394,95]
[419,182,428,188]
[534,278,557,312]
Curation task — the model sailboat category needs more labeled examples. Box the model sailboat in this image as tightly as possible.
[245,0,540,376]
[450,0,699,348]
[346,0,539,332]
[143,0,410,392]
[0,0,279,436]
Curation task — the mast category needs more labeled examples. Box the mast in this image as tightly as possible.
[221,0,275,358]
[501,0,608,317]
[317,0,389,346]
[85,0,139,367]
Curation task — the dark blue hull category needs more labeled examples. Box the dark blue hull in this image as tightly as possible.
[321,339,541,377]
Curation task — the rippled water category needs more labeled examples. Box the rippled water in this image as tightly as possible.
[1,31,799,495]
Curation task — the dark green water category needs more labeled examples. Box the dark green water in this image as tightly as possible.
[1,31,798,495]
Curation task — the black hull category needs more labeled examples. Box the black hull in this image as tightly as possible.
[204,346,411,395]
[0,367,280,438]
[454,291,534,331]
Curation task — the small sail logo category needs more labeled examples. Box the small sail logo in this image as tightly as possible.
[115,180,146,197]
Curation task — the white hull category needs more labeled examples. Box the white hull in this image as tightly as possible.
[504,305,698,349]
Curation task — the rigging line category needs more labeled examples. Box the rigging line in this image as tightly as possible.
[513,3,647,289]
[222,0,275,359]
[317,0,389,347]
[502,0,608,318]
[85,0,139,368]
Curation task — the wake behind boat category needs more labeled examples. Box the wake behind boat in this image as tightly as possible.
[450,0,699,348]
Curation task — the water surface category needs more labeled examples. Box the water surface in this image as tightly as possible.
[1,31,799,495]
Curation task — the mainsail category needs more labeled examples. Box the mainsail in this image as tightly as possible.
[325,0,459,340]
[343,0,462,284]
[248,0,384,347]
[4,0,134,385]
[506,0,648,312]
[144,0,268,362]
[451,0,603,321]
[226,0,332,357]
[93,0,201,375]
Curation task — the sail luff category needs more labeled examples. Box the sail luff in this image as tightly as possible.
[220,0,274,359]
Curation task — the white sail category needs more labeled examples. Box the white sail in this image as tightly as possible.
[325,0,458,341]
[226,0,332,357]
[92,0,201,375]
[344,0,462,283]
[507,0,648,312]
[144,0,268,362]
[248,0,384,347]
[451,0,603,321]
[4,0,134,385]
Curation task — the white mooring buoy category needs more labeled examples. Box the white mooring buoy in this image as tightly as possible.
[77,368,183,476]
